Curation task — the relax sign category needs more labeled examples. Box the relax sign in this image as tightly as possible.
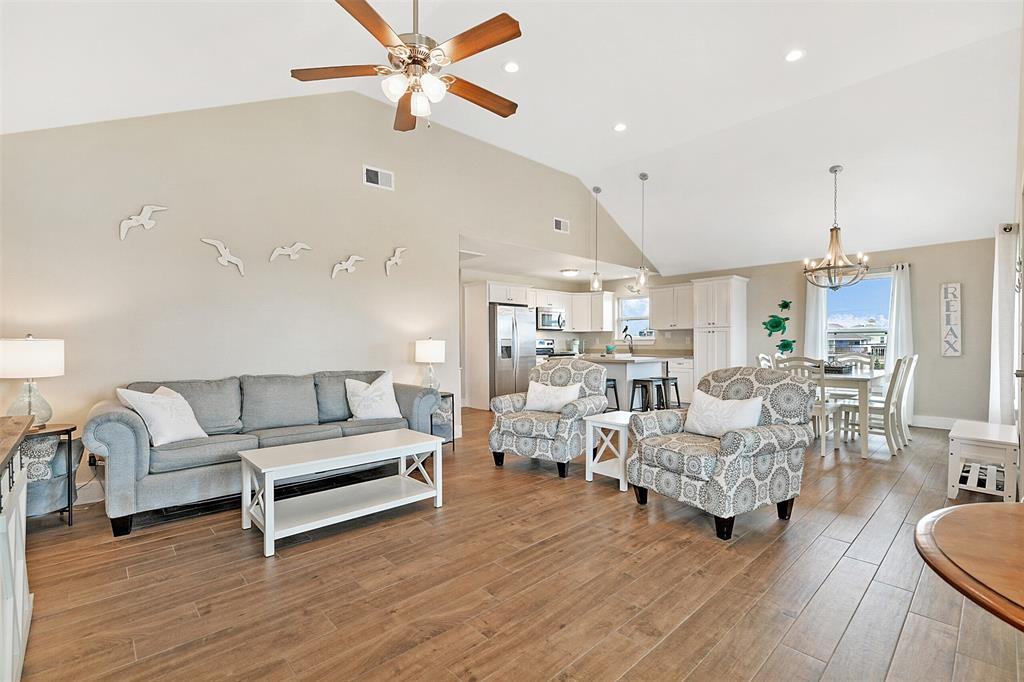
[941,282,962,357]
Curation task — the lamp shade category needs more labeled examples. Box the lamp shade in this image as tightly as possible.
[0,337,64,378]
[415,339,445,364]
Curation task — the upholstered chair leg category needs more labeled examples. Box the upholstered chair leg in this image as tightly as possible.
[633,486,648,505]
[110,514,133,537]
[491,452,504,467]
[556,462,568,478]
[714,516,735,541]
[777,498,795,520]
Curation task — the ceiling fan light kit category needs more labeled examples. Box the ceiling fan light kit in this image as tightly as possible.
[803,164,868,290]
[292,0,521,132]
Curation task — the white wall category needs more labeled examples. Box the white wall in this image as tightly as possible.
[0,92,641,425]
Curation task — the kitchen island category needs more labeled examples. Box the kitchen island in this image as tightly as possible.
[579,354,693,410]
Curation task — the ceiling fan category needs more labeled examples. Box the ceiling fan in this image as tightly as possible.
[291,0,521,132]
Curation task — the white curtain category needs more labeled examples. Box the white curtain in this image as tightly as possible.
[886,263,914,425]
[988,226,1020,424]
[804,281,827,360]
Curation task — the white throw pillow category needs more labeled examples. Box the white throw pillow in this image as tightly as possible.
[116,386,207,447]
[346,372,403,419]
[524,381,581,413]
[684,389,763,438]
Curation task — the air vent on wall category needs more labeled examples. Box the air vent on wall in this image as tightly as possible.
[363,165,395,190]
[553,217,570,234]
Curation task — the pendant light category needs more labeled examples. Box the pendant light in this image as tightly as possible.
[590,186,603,291]
[631,172,650,293]
[803,165,868,290]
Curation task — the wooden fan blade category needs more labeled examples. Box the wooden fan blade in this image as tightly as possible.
[290,65,380,81]
[446,77,518,118]
[394,92,416,132]
[335,0,402,48]
[434,13,521,64]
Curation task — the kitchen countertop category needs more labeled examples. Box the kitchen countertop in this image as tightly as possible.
[578,354,693,364]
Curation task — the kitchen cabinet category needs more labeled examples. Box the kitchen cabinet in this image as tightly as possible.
[590,292,614,332]
[650,284,694,330]
[694,277,744,329]
[668,360,694,403]
[692,276,748,380]
[487,283,529,306]
[569,294,591,332]
[526,288,538,309]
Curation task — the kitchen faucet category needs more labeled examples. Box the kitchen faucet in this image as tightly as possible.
[622,325,634,355]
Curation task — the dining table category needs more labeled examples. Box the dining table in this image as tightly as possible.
[915,503,1024,631]
[823,368,890,458]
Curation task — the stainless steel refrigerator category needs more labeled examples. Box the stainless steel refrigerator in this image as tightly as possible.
[489,304,536,399]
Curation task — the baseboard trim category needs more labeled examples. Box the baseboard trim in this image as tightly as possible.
[911,414,957,430]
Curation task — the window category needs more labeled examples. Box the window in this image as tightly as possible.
[617,296,655,341]
[826,274,891,368]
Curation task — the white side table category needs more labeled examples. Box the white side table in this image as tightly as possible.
[584,410,633,492]
[948,419,1019,502]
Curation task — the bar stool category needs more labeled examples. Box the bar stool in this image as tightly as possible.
[629,379,656,411]
[656,376,682,409]
[604,378,621,412]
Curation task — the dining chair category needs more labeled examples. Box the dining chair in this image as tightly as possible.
[756,353,773,369]
[860,353,917,448]
[828,352,872,400]
[776,356,839,457]
[839,356,905,457]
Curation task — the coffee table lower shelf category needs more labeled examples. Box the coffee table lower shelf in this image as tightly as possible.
[247,475,436,543]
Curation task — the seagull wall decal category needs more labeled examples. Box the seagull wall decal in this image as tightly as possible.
[200,238,245,277]
[332,255,365,279]
[119,205,167,241]
[269,241,312,262]
[385,247,407,277]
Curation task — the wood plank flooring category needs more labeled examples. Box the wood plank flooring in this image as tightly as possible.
[22,408,1023,681]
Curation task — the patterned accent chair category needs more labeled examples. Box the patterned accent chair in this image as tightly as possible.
[626,367,816,540]
[489,358,608,477]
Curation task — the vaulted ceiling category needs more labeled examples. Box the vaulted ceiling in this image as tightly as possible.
[3,1,1021,275]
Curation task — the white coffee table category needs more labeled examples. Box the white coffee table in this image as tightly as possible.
[239,428,443,557]
[584,410,634,492]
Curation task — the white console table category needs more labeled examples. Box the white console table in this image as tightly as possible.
[1,416,34,681]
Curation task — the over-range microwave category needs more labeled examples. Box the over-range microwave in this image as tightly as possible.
[537,306,566,331]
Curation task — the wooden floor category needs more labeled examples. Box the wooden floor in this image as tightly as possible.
[23,408,1023,681]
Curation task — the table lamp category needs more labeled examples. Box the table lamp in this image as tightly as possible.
[0,334,65,428]
[415,338,445,390]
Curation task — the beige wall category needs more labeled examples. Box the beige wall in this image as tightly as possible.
[0,91,641,425]
[585,238,995,422]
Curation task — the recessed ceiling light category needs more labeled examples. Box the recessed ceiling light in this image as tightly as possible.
[785,49,806,62]
[503,61,519,73]
[613,123,627,132]
[560,268,580,277]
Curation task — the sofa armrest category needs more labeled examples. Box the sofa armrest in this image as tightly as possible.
[392,383,440,434]
[490,393,527,415]
[719,423,814,458]
[82,400,151,519]
[628,408,688,441]
[561,395,608,420]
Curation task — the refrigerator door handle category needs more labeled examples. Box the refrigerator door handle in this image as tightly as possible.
[511,312,519,384]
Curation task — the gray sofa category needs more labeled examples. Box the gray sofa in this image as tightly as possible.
[82,371,439,536]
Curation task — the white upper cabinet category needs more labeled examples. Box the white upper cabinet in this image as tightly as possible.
[526,288,538,309]
[487,283,529,305]
[566,292,613,332]
[569,294,591,332]
[649,284,694,329]
[590,292,614,332]
[693,276,746,328]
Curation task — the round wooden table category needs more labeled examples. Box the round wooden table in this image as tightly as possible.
[915,503,1024,631]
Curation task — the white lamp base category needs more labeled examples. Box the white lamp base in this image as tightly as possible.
[6,379,53,427]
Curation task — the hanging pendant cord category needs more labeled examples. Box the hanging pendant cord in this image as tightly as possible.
[593,192,599,270]
[833,170,839,228]
[640,177,646,269]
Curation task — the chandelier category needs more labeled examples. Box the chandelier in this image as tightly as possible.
[626,173,650,294]
[803,165,868,290]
